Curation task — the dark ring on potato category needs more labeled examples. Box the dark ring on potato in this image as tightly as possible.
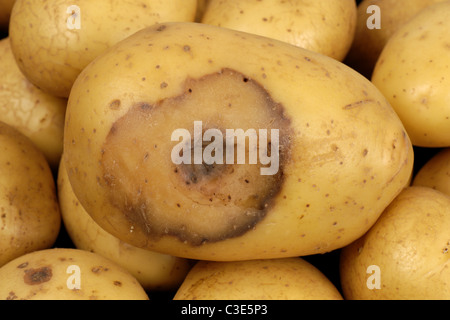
[100,68,293,245]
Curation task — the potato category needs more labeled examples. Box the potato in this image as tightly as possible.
[0,121,60,267]
[9,0,197,98]
[63,22,413,261]
[174,258,343,300]
[345,0,446,78]
[413,148,450,196]
[371,1,450,147]
[0,0,15,31]
[201,0,357,62]
[0,248,149,300]
[0,37,66,169]
[340,186,450,300]
[57,157,193,291]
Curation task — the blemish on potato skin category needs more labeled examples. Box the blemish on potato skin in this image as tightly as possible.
[100,68,293,246]
[23,266,52,285]
[109,99,121,110]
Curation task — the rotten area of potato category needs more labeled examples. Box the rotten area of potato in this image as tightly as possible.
[99,69,293,246]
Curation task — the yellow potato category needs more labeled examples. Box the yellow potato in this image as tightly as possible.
[345,0,446,78]
[371,1,450,147]
[0,248,149,300]
[57,157,193,291]
[0,0,15,31]
[174,258,343,300]
[0,121,61,267]
[413,148,450,196]
[201,0,357,61]
[64,22,413,261]
[0,37,66,169]
[340,186,450,300]
[9,0,197,98]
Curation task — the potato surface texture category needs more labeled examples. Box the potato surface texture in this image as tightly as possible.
[174,258,343,300]
[64,22,413,261]
[0,38,66,168]
[201,0,357,61]
[8,0,197,98]
[345,0,446,78]
[340,186,450,300]
[0,248,149,300]
[57,158,193,291]
[0,122,61,267]
[413,148,450,196]
[371,1,450,147]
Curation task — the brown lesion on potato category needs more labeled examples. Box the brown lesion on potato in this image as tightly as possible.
[23,266,52,285]
[100,68,293,246]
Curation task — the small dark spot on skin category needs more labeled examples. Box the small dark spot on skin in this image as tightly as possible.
[160,82,168,89]
[363,149,368,157]
[183,45,191,52]
[156,25,166,32]
[113,281,122,287]
[17,262,28,269]
[91,266,109,273]
[24,267,52,285]
[109,99,121,110]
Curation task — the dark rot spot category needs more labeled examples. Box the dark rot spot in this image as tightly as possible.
[23,267,52,285]
[100,68,293,246]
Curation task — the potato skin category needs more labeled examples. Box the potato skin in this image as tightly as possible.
[371,1,450,147]
[413,148,450,196]
[9,0,197,98]
[174,258,343,300]
[0,248,149,300]
[57,157,193,291]
[345,0,446,78]
[201,0,357,61]
[64,22,413,261]
[0,122,61,267]
[0,37,66,169]
[340,186,450,300]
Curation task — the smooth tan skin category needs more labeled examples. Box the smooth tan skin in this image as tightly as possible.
[57,158,193,292]
[0,122,61,268]
[345,0,446,79]
[174,258,343,300]
[9,0,197,98]
[64,22,413,261]
[371,1,450,147]
[413,148,450,196]
[201,0,357,61]
[0,248,149,300]
[340,186,450,300]
[0,38,66,169]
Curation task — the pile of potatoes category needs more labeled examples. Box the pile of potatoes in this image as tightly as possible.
[0,0,448,300]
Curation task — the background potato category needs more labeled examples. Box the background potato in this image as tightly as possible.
[345,0,446,78]
[371,1,450,147]
[57,157,193,292]
[64,22,413,261]
[0,121,60,267]
[413,148,450,196]
[340,186,450,300]
[0,248,149,300]
[201,0,357,61]
[174,258,343,300]
[9,0,198,98]
[0,0,15,31]
[0,37,66,169]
